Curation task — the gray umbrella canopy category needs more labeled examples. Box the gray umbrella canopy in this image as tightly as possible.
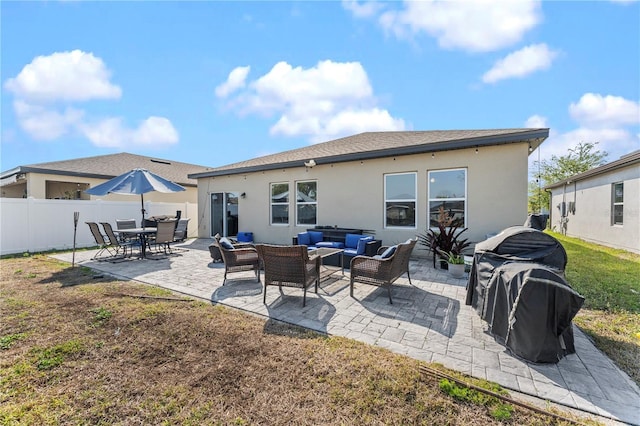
[85,168,185,226]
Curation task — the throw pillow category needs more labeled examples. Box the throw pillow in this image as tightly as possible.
[356,236,374,255]
[308,231,324,244]
[297,232,311,246]
[218,237,234,250]
[344,233,362,249]
[381,245,397,259]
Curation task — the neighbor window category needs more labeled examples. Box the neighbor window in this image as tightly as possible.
[428,168,467,227]
[384,172,416,228]
[612,182,623,225]
[296,180,317,226]
[270,182,289,225]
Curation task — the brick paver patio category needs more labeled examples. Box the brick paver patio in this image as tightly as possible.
[52,238,640,425]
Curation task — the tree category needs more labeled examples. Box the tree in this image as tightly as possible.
[529,142,608,213]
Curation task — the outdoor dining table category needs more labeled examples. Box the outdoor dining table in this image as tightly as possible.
[121,227,157,259]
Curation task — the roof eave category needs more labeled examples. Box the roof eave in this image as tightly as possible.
[544,151,640,190]
[189,129,549,179]
[1,166,197,187]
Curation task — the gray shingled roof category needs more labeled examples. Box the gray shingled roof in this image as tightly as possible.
[189,128,549,178]
[545,150,640,189]
[2,153,210,187]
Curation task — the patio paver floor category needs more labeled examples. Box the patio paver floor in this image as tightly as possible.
[52,238,640,425]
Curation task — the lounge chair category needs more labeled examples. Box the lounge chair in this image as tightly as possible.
[215,235,260,285]
[100,222,139,259]
[173,218,190,242]
[86,222,117,260]
[153,220,177,254]
[255,244,320,307]
[349,238,417,304]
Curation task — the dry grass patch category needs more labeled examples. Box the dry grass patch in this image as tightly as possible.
[1,256,585,425]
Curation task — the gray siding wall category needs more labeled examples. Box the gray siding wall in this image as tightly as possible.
[549,163,640,254]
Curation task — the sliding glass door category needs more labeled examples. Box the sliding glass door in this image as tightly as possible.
[210,192,239,237]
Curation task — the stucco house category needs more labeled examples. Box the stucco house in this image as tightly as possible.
[546,150,640,254]
[1,152,209,204]
[188,129,549,248]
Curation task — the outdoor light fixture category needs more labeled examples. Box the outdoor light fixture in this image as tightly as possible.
[431,153,435,158]
[529,144,533,152]
[475,146,479,154]
[304,159,316,168]
[241,192,246,198]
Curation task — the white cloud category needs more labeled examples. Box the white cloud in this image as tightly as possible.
[531,93,640,165]
[12,100,84,141]
[569,93,640,128]
[525,114,548,128]
[215,66,251,98]
[78,116,179,148]
[376,0,541,52]
[219,60,405,142]
[4,50,179,149]
[482,44,558,84]
[341,0,386,19]
[4,50,121,103]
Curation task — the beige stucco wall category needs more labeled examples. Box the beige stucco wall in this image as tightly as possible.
[195,143,530,249]
[23,172,198,204]
[549,163,639,254]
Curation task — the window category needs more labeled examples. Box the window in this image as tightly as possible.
[296,181,317,225]
[270,183,289,225]
[612,182,623,225]
[384,172,416,228]
[428,168,467,227]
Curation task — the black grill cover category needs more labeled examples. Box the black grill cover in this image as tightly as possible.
[480,262,584,363]
[465,227,583,363]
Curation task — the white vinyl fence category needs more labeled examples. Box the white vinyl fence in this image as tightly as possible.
[0,197,198,256]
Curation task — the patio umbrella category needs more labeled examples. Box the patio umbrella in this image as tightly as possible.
[85,168,185,226]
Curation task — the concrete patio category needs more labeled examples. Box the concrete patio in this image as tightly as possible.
[52,238,640,425]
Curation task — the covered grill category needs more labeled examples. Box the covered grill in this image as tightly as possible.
[466,226,584,363]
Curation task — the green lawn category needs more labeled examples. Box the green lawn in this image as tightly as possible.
[550,231,640,312]
[548,231,640,384]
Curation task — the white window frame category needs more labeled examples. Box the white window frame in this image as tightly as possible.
[270,182,289,226]
[384,172,417,229]
[428,168,467,228]
[295,180,318,226]
[612,182,623,226]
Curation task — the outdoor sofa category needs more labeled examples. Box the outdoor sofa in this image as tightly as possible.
[293,227,382,266]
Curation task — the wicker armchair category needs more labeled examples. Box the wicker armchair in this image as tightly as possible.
[255,244,320,307]
[349,238,417,304]
[215,235,260,285]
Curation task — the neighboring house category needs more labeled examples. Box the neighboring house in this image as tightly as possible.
[188,129,549,247]
[546,150,640,254]
[1,153,209,204]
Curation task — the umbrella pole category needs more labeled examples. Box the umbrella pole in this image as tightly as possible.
[141,193,146,228]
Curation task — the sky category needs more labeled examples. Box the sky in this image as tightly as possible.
[1,0,639,175]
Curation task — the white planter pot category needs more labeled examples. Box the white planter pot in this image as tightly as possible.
[448,263,465,279]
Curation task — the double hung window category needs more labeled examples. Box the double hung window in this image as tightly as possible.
[270,183,289,225]
[296,181,317,226]
[428,168,467,227]
[384,172,416,228]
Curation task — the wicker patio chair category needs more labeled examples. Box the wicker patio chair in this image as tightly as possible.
[86,222,117,260]
[349,238,417,304]
[215,235,260,285]
[100,222,139,259]
[255,244,320,307]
